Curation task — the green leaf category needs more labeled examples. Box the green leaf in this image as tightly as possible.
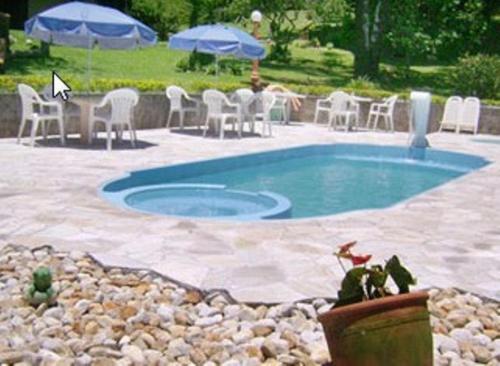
[334,267,366,308]
[366,265,388,299]
[385,255,416,294]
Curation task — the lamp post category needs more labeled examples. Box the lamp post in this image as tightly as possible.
[250,10,262,91]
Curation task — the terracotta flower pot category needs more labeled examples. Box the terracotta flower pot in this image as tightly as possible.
[318,291,433,366]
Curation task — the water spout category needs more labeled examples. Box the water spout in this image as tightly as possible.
[409,91,431,149]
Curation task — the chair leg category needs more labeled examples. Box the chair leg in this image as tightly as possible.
[179,111,185,130]
[128,123,136,148]
[313,109,319,124]
[166,110,174,128]
[58,117,65,145]
[373,114,380,130]
[106,123,112,151]
[203,116,210,137]
[30,115,40,147]
[219,117,226,140]
[17,119,27,144]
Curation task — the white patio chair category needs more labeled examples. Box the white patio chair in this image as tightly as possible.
[165,86,200,130]
[328,91,359,131]
[89,88,139,151]
[231,88,255,133]
[438,96,463,133]
[17,83,65,147]
[458,97,480,134]
[202,89,241,140]
[366,95,398,132]
[252,91,277,137]
[314,92,335,124]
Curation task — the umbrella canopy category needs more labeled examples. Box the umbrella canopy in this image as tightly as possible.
[24,1,157,49]
[169,24,265,60]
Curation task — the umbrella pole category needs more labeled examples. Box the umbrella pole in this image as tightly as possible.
[86,37,92,94]
[215,54,218,78]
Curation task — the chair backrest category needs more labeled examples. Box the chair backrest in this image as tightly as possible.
[203,89,228,115]
[461,97,480,128]
[441,96,463,124]
[385,95,398,114]
[330,91,351,112]
[18,83,42,121]
[261,91,277,117]
[103,88,139,125]
[232,88,255,115]
[166,85,188,110]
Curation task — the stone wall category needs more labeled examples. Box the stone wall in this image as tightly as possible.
[1,92,499,138]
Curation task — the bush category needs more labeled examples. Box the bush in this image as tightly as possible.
[450,54,500,99]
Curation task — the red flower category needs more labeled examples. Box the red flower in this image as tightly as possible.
[351,254,372,266]
[338,241,357,254]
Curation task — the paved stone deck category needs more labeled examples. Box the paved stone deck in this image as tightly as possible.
[1,125,499,302]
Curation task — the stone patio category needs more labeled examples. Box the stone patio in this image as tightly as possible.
[1,124,499,302]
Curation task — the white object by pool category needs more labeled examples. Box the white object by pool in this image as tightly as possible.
[101,144,489,220]
[409,91,431,148]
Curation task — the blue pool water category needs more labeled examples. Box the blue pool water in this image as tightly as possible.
[101,144,489,219]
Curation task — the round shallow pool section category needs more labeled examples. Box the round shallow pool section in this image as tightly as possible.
[105,184,291,220]
[101,144,489,220]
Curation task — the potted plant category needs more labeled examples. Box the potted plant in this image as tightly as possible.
[318,241,433,366]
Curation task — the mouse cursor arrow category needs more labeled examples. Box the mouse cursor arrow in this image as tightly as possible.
[52,71,71,101]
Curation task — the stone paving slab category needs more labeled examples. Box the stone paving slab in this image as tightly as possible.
[1,125,499,302]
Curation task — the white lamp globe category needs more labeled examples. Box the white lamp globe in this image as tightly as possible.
[251,10,262,23]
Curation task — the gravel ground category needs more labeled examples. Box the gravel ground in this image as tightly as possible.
[0,244,498,366]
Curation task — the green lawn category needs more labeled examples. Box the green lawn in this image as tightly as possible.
[0,30,473,103]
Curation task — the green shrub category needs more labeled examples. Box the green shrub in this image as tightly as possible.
[346,76,378,90]
[450,54,500,99]
[1,74,499,106]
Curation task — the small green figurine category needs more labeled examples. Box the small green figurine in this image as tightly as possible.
[25,267,56,306]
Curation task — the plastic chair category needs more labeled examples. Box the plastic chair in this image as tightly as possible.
[438,96,463,133]
[17,83,65,147]
[165,86,200,130]
[458,97,480,134]
[328,91,359,131]
[314,92,335,124]
[89,88,139,151]
[366,95,398,132]
[252,91,277,137]
[202,89,241,140]
[231,88,255,133]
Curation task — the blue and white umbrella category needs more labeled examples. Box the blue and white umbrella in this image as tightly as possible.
[24,1,157,89]
[169,24,265,60]
[169,24,265,76]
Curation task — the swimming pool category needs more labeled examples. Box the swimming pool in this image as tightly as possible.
[101,144,489,220]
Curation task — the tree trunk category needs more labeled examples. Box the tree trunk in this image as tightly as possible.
[354,0,384,79]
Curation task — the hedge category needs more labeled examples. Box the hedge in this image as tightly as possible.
[0,74,498,106]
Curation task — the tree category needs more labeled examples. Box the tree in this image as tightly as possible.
[352,0,387,78]
[228,0,310,63]
[128,0,190,40]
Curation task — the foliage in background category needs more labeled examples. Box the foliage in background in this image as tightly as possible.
[228,0,345,63]
[128,0,190,40]
[450,54,500,99]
